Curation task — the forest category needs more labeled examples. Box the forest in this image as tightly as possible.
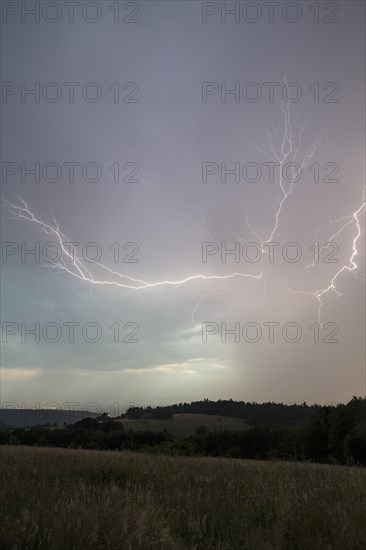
[1,397,365,465]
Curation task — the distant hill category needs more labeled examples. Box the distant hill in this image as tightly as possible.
[1,398,365,466]
[123,400,314,428]
[0,400,315,430]
[173,400,314,427]
[0,409,99,429]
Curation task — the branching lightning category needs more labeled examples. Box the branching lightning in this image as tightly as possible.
[239,82,365,324]
[2,197,262,291]
[2,82,365,323]
[247,95,326,248]
[286,192,365,324]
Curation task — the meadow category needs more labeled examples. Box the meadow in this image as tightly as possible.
[1,445,365,549]
[119,413,251,437]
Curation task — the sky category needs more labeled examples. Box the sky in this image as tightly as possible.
[1,0,365,413]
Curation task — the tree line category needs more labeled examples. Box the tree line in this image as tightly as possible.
[123,399,313,425]
[0,397,365,465]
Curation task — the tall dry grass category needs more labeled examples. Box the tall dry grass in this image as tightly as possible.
[1,445,365,549]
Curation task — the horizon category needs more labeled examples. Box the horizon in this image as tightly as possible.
[1,395,364,414]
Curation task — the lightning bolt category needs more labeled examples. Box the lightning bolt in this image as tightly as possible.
[286,192,365,324]
[1,197,262,292]
[246,91,326,249]
[2,81,364,325]
[238,79,365,324]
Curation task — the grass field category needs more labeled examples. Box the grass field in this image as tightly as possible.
[1,446,365,550]
[119,413,251,436]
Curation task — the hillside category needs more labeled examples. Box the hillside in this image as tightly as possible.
[0,409,99,429]
[119,413,251,437]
